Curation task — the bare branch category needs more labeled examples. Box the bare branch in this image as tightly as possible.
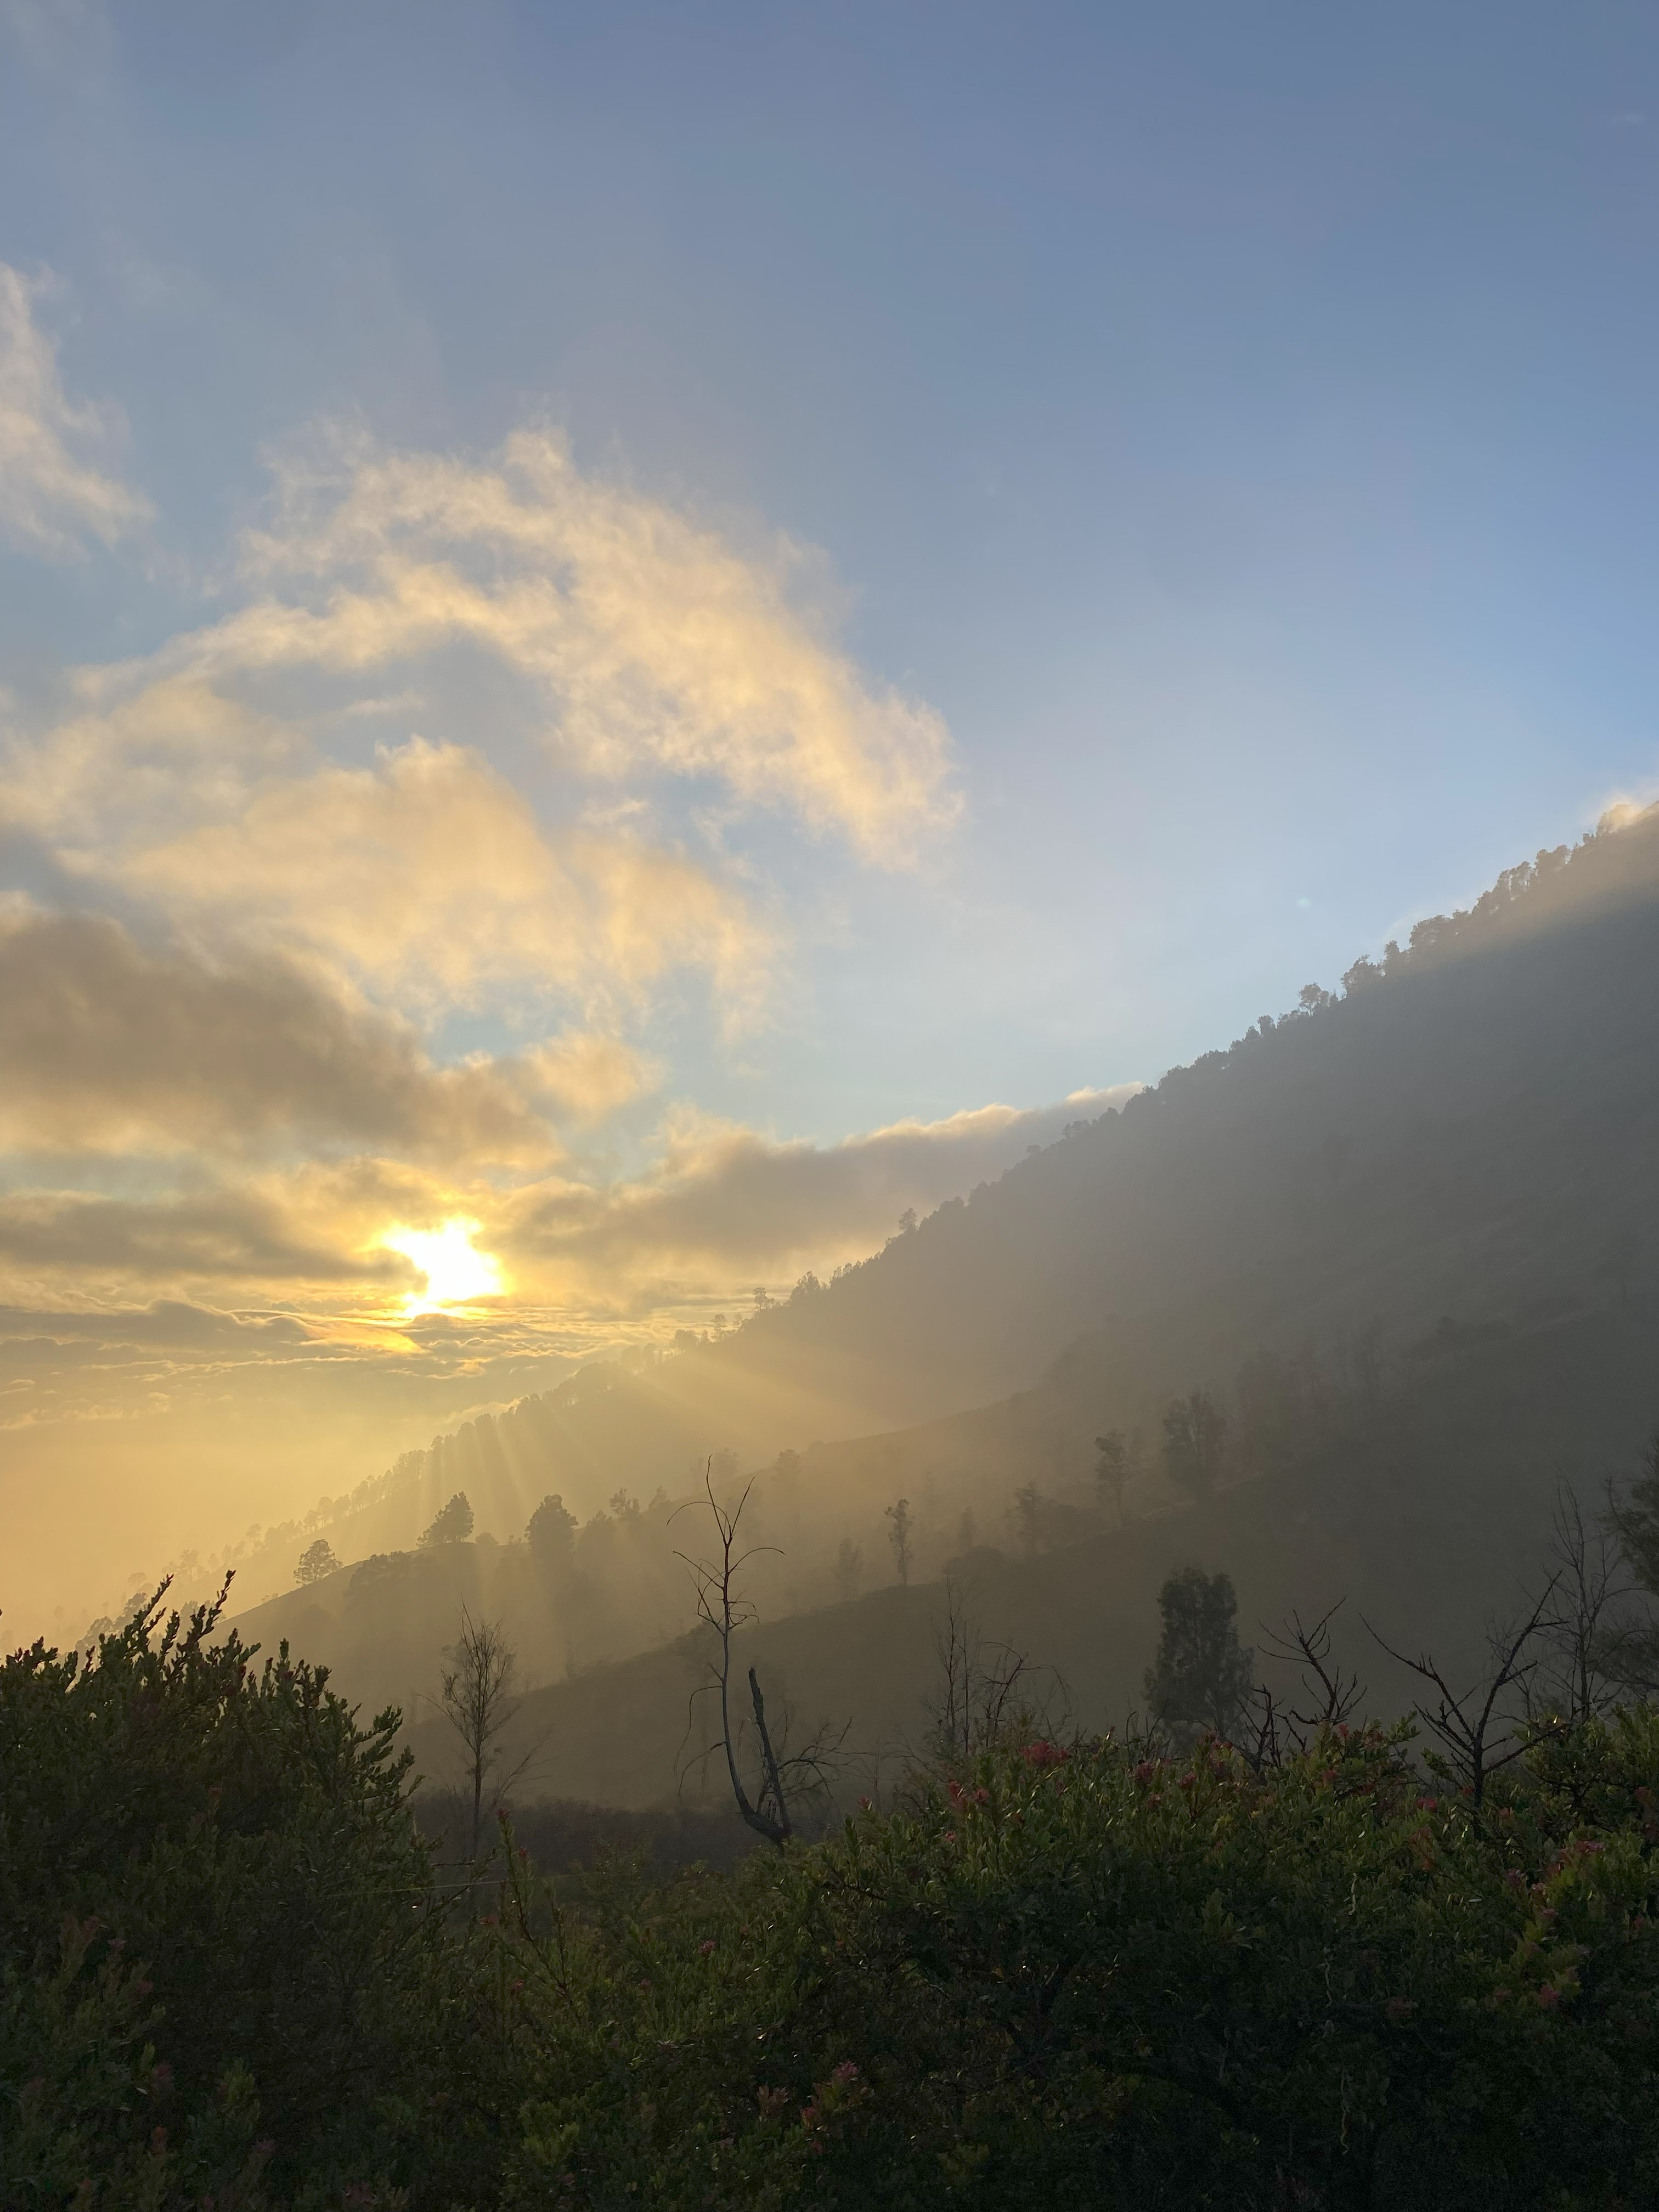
[673,1459,840,1846]
[433,1607,545,1859]
[1367,1578,1560,1805]
[1240,1603,1364,1769]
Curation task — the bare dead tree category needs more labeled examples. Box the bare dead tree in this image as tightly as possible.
[929,1583,1035,1752]
[1368,1581,1560,1807]
[437,1609,544,1858]
[674,1463,843,1846]
[1528,1481,1630,1723]
[1242,1602,1367,1769]
[927,1579,1050,1761]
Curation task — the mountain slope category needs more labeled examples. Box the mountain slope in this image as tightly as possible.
[386,1294,1659,1811]
[225,805,1659,1649]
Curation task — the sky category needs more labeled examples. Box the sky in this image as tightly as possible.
[4,1,1659,1628]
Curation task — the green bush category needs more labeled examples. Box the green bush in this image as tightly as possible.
[0,1590,484,2209]
[10,1598,1659,2207]
[479,1721,1659,2209]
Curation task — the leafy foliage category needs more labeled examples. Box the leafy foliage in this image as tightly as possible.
[473,1719,1659,2208]
[418,1489,473,1548]
[14,1591,1659,2205]
[0,1588,483,2208]
[1143,1565,1255,1745]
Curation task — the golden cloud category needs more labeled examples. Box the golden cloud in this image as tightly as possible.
[225,426,959,863]
[0,1088,1139,1319]
[499,1087,1143,1295]
[114,735,772,1020]
[0,902,602,1166]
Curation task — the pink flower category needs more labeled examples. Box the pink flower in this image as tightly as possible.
[699,1939,716,1955]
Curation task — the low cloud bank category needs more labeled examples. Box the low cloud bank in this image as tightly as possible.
[504,1086,1143,1290]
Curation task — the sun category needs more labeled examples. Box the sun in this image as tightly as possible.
[381,1218,504,1316]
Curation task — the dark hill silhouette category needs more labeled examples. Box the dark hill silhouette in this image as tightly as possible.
[388,1295,1659,1812]
[226,804,1659,1749]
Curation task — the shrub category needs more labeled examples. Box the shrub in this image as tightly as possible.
[477,1721,1659,2207]
[0,1588,486,2208]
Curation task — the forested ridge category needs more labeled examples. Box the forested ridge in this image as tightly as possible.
[179,802,1659,1640]
[164,805,1659,1795]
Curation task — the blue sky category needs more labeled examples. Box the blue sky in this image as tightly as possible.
[8,5,1658,1113]
[4,2,1659,1613]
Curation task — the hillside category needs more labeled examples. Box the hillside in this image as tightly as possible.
[226,1277,1658,1813]
[224,806,1659,1742]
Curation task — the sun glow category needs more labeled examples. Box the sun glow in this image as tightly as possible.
[381,1218,504,1316]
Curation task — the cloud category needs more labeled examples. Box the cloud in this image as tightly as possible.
[0,1084,1141,1318]
[0,902,611,1163]
[516,1032,659,1125]
[5,699,776,1028]
[0,263,150,556]
[0,1185,394,1287]
[218,426,958,864]
[503,1086,1143,1291]
[111,733,772,1020]
[0,417,953,1059]
[0,1300,316,1351]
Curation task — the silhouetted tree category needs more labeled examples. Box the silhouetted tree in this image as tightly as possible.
[1530,1481,1627,1723]
[437,1609,538,1857]
[1241,1604,1367,1770]
[1144,1567,1254,1745]
[294,1538,338,1585]
[1603,1434,1659,1689]
[526,1492,576,1565]
[885,1497,914,1587]
[1163,1389,1227,1502]
[1008,1481,1045,1560]
[1093,1432,1129,1526]
[1369,1584,1561,1807]
[674,1464,843,1847]
[1610,1434,1659,1593]
[833,1537,864,1602]
[927,1581,1048,1760]
[420,1492,473,1548]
